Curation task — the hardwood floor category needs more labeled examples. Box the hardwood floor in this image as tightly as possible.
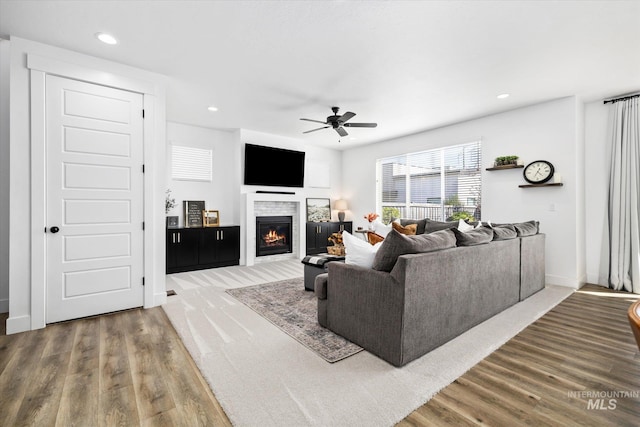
[0,308,231,426]
[399,285,640,426]
[1,284,638,426]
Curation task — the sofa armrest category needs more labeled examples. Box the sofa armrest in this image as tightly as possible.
[520,233,545,300]
[314,273,328,300]
[324,262,405,365]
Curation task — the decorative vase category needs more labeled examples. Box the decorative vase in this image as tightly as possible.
[368,222,375,231]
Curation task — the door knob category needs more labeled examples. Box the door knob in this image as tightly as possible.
[50,226,60,233]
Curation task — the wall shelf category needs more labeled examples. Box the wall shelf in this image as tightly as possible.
[518,183,564,188]
[486,164,524,171]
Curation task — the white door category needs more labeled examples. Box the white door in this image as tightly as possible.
[45,75,144,323]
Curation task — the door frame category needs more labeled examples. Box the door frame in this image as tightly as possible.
[28,54,165,329]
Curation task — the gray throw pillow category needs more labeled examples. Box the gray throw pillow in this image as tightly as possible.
[513,220,539,237]
[492,224,518,241]
[423,219,458,234]
[452,227,493,246]
[372,229,456,272]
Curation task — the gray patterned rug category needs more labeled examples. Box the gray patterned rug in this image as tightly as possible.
[226,278,363,362]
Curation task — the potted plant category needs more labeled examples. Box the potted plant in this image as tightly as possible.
[494,155,519,167]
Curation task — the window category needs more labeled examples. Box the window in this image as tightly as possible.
[377,141,482,222]
[171,145,213,182]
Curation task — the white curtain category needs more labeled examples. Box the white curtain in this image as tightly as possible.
[608,97,640,293]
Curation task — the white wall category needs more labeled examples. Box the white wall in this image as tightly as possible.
[343,97,585,288]
[6,37,167,333]
[166,122,238,226]
[0,39,10,313]
[584,100,611,286]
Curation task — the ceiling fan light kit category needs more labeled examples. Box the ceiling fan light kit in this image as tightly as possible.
[301,106,377,137]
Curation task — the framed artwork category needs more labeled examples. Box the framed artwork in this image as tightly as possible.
[203,210,220,227]
[184,200,205,227]
[306,198,331,222]
[166,216,179,228]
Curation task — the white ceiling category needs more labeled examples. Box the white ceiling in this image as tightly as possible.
[1,0,639,149]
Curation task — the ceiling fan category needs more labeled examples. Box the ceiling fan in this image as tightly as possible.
[300,106,377,137]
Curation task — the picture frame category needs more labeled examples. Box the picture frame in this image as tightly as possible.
[306,198,331,222]
[166,216,179,228]
[184,200,205,227]
[203,210,220,227]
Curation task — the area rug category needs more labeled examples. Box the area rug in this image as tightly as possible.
[163,262,574,427]
[225,278,363,362]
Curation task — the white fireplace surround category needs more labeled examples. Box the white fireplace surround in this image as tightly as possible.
[242,193,307,266]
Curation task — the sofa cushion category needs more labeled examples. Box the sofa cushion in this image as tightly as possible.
[423,219,458,234]
[514,220,539,237]
[371,219,393,237]
[492,225,518,241]
[457,219,475,232]
[399,218,427,234]
[343,230,382,268]
[367,232,385,245]
[452,226,493,246]
[392,221,417,235]
[372,229,456,272]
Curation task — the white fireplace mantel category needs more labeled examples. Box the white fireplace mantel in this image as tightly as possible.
[242,192,307,266]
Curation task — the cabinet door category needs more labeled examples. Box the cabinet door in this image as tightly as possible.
[306,222,331,255]
[167,229,199,270]
[216,226,240,263]
[198,228,219,265]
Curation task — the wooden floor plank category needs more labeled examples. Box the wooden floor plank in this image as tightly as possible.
[2,284,638,426]
[399,285,640,426]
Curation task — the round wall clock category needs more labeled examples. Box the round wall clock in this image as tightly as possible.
[523,160,554,184]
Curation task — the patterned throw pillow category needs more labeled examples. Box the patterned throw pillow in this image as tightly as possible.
[392,221,417,235]
[367,232,385,245]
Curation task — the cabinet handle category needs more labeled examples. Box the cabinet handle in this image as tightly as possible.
[221,230,224,240]
[177,232,181,243]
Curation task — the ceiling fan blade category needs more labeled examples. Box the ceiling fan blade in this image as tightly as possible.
[335,126,348,137]
[300,118,328,125]
[303,126,330,134]
[339,111,356,123]
[343,122,377,128]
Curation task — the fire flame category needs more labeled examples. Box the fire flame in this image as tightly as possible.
[262,229,286,245]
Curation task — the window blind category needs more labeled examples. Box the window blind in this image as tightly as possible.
[378,141,481,221]
[171,145,213,182]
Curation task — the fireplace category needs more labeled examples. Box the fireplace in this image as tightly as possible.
[256,216,293,257]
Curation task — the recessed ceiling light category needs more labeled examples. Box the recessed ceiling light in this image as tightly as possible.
[349,137,357,140]
[497,93,510,99]
[95,32,118,45]
[207,106,219,112]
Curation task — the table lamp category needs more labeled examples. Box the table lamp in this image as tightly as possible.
[335,199,348,222]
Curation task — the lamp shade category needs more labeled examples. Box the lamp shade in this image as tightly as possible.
[334,199,348,211]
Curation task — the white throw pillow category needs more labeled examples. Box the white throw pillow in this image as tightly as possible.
[342,230,382,268]
[457,219,474,233]
[372,219,393,238]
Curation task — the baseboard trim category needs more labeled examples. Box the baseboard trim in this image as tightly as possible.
[546,274,580,289]
[6,314,31,334]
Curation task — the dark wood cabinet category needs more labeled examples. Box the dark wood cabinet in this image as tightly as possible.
[167,226,240,273]
[306,221,352,255]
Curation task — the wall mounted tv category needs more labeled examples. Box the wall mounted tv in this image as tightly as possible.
[244,143,305,188]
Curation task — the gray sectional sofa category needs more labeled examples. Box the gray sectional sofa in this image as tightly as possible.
[314,225,545,367]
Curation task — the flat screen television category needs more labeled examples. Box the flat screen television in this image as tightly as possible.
[244,143,305,188]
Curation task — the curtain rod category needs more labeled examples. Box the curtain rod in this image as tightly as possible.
[604,92,640,104]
